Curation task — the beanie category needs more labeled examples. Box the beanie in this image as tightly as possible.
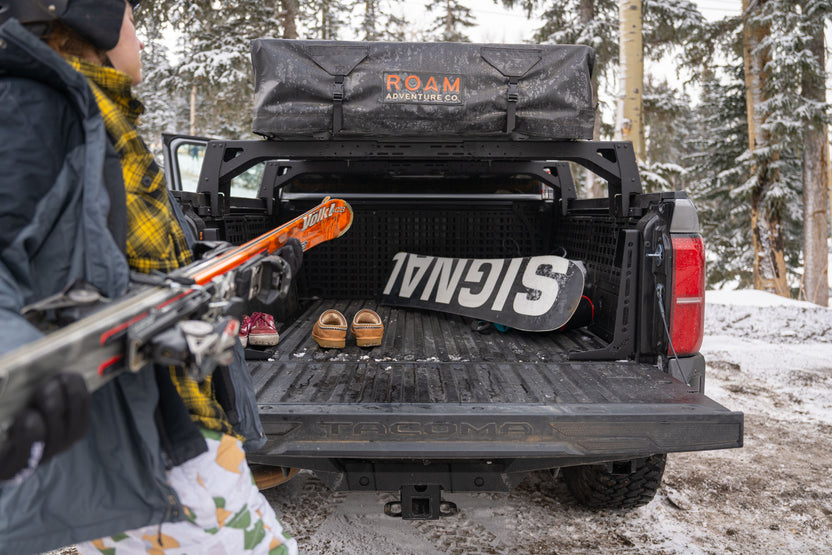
[0,0,138,51]
[61,0,126,51]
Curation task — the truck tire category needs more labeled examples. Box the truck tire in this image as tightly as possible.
[562,454,667,509]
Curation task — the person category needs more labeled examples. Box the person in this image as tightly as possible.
[0,1,298,553]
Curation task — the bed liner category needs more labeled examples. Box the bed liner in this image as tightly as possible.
[247,299,743,468]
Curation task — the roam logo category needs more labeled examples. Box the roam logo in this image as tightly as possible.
[382,72,463,105]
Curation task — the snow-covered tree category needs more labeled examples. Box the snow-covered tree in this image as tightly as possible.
[798,0,830,305]
[686,68,754,288]
[356,0,407,41]
[426,0,476,42]
[639,78,695,192]
[305,0,351,39]
[740,0,829,297]
[137,1,287,140]
[134,7,182,155]
[501,0,706,196]
[501,0,705,93]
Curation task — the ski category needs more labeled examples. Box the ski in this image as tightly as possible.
[0,197,353,443]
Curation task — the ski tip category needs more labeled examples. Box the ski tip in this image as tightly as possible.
[337,201,354,237]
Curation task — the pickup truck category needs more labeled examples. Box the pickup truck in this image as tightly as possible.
[162,40,743,520]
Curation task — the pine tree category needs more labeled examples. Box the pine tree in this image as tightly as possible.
[356,0,407,41]
[304,0,351,39]
[741,0,824,296]
[137,1,286,141]
[425,0,476,42]
[639,78,695,193]
[500,0,707,196]
[134,7,182,155]
[500,0,706,101]
[687,68,754,287]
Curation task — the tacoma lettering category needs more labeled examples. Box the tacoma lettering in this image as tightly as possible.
[318,421,533,439]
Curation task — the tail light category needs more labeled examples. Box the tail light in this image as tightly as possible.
[668,234,705,355]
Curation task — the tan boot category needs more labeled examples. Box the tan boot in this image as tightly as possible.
[249,464,299,490]
[312,309,348,348]
[350,309,384,347]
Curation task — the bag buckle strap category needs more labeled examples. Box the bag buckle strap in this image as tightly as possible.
[506,78,520,132]
[332,76,345,135]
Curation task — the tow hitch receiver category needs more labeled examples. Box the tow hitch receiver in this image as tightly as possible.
[383,485,459,520]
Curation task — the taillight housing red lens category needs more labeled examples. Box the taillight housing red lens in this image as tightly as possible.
[669,234,705,355]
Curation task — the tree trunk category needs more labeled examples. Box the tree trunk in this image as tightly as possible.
[801,30,829,306]
[189,84,197,136]
[445,0,453,40]
[742,0,765,152]
[280,0,299,39]
[615,0,644,160]
[742,0,790,296]
[364,0,377,41]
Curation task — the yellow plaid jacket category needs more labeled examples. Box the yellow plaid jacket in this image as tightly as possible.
[70,58,236,437]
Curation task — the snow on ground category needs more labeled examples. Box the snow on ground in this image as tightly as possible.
[706,290,832,344]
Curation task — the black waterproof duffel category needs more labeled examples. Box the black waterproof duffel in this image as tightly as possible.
[251,39,595,140]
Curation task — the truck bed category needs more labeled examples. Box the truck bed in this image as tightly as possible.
[247,299,743,475]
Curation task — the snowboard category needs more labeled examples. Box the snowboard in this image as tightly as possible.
[380,252,585,332]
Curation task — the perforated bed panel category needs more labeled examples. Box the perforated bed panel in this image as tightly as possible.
[295,200,555,299]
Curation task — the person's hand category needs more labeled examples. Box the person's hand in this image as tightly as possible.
[275,237,303,276]
[0,373,90,484]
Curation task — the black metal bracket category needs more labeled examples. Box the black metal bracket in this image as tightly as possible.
[383,485,459,520]
[253,158,575,213]
[569,228,640,361]
[196,139,642,217]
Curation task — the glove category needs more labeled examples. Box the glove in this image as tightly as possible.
[0,373,90,483]
[275,237,303,277]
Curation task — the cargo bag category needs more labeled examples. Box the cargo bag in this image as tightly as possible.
[251,39,596,140]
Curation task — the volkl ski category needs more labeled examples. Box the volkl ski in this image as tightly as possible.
[0,197,354,446]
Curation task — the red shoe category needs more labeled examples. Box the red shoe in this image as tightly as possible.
[247,312,280,347]
[239,314,252,347]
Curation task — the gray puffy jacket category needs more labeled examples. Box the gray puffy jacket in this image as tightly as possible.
[0,19,262,554]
